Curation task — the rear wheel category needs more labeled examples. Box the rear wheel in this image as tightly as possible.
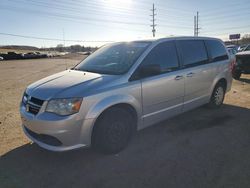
[208,83,225,108]
[92,107,134,154]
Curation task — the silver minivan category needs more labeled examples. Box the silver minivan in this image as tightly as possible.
[20,37,232,154]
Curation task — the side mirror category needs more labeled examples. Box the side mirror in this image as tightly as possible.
[140,64,161,78]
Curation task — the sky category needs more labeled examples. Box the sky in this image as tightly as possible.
[0,0,249,47]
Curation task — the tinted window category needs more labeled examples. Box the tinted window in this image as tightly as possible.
[176,40,208,67]
[205,40,228,62]
[141,41,179,73]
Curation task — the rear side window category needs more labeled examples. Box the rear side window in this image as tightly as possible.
[141,41,179,73]
[176,40,208,68]
[205,40,228,62]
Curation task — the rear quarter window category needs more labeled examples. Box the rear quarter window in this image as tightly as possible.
[205,40,229,62]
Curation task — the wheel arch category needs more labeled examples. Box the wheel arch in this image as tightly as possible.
[85,94,141,120]
[210,76,228,96]
[90,102,139,145]
[216,78,227,90]
[85,94,141,143]
[94,103,138,128]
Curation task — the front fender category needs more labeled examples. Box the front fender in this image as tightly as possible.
[85,94,142,122]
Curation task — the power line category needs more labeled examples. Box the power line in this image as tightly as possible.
[26,0,153,18]
[6,0,197,35]
[158,24,192,30]
[1,4,193,32]
[10,0,195,25]
[7,0,151,25]
[7,0,250,34]
[203,24,250,34]
[200,12,250,24]
[0,5,146,26]
[0,5,195,40]
[25,0,149,15]
[12,0,193,25]
[7,0,250,40]
[11,0,148,21]
[0,32,115,43]
[55,0,194,16]
[201,1,250,14]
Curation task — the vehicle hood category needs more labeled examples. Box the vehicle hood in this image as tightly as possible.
[26,70,118,100]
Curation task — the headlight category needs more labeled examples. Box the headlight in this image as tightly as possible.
[46,98,82,116]
[22,92,28,104]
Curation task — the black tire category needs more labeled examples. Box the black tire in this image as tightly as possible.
[208,83,225,109]
[232,70,241,80]
[92,107,135,154]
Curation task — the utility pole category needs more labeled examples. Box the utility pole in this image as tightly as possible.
[63,28,65,51]
[196,11,200,36]
[194,12,201,36]
[194,16,197,36]
[150,3,156,37]
[62,28,67,70]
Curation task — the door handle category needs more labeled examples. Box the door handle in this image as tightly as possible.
[186,72,195,77]
[175,75,184,80]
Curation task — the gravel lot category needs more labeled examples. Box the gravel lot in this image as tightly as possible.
[0,55,250,188]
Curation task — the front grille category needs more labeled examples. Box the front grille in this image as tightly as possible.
[28,103,41,115]
[30,97,44,106]
[24,126,62,146]
[23,93,44,115]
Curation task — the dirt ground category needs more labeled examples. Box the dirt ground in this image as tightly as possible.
[0,55,250,188]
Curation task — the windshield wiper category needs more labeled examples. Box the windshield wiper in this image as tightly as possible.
[72,68,88,72]
[72,68,119,75]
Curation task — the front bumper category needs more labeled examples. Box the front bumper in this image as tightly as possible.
[20,103,95,152]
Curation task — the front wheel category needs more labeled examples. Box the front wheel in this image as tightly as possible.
[208,83,225,108]
[92,107,134,154]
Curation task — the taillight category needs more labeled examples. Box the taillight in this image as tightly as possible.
[230,59,236,73]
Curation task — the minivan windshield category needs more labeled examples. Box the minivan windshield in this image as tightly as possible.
[74,42,151,75]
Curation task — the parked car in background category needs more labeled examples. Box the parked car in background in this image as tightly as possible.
[0,56,4,61]
[238,44,247,52]
[0,52,23,60]
[233,51,250,79]
[20,37,232,154]
[82,51,92,55]
[227,47,237,55]
[22,52,37,59]
[226,45,239,53]
[21,52,47,59]
[242,44,250,52]
[34,52,48,58]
